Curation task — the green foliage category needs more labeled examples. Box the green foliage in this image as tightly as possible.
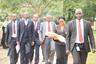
[0,0,96,22]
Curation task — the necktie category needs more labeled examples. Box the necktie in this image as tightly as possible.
[48,21,51,32]
[78,20,83,43]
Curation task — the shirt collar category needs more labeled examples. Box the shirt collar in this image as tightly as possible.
[76,19,83,22]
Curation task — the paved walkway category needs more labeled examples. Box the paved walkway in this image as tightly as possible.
[0,46,73,64]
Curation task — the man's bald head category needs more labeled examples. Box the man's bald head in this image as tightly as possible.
[33,14,38,21]
[75,8,83,20]
[46,14,53,22]
[9,13,17,21]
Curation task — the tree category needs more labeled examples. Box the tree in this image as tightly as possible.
[0,0,96,22]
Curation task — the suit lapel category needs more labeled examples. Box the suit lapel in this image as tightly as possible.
[27,20,31,28]
[71,20,76,33]
[44,22,47,32]
[83,20,86,33]
[17,21,20,36]
[27,20,30,26]
[21,21,25,33]
[51,22,53,30]
[74,20,76,32]
[37,22,40,30]
[72,20,77,40]
[10,22,12,35]
[83,20,88,39]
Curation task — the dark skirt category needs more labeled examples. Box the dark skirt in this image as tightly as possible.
[55,43,67,64]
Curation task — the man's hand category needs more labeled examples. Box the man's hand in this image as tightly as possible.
[5,42,9,47]
[66,50,70,55]
[40,40,45,45]
[40,40,44,44]
[17,41,19,45]
[31,41,35,46]
[92,48,96,53]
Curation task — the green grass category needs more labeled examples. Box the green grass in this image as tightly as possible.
[86,52,96,64]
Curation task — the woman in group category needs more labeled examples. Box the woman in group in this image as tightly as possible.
[54,16,67,64]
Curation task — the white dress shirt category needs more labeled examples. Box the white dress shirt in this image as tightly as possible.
[24,19,28,25]
[75,19,84,43]
[12,21,17,38]
[46,21,53,33]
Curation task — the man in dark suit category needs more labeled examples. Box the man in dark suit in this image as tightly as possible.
[66,8,96,64]
[18,12,34,64]
[32,14,41,64]
[5,13,19,64]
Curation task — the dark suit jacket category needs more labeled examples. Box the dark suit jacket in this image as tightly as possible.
[18,19,34,43]
[18,19,34,54]
[5,21,19,46]
[5,20,20,56]
[66,19,95,52]
[33,21,41,45]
